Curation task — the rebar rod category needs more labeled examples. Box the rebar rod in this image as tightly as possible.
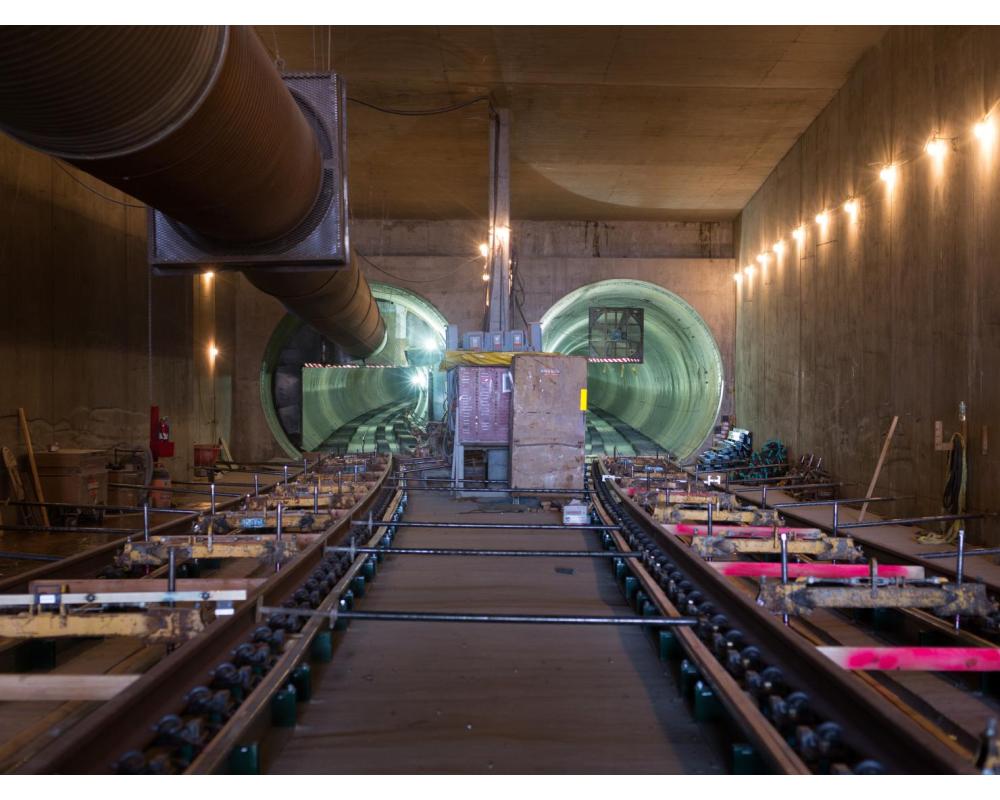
[325,546,638,558]
[259,607,698,626]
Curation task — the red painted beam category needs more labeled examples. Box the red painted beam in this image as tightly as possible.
[662,523,824,540]
[709,562,925,579]
[819,646,1000,672]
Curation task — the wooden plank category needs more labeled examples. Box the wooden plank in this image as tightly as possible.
[819,646,1000,672]
[0,674,140,701]
[709,562,924,579]
[17,408,49,528]
[0,644,162,771]
[662,522,824,539]
[27,578,267,594]
[859,415,898,522]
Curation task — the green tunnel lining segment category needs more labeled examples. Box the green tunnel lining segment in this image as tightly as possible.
[541,279,724,460]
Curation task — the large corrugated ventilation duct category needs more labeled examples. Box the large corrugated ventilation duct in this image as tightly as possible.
[0,25,385,357]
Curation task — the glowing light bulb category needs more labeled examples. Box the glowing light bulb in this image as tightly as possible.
[925,136,948,160]
[879,164,897,188]
[482,272,490,282]
[843,198,859,221]
[743,265,755,277]
[974,116,995,144]
[421,337,438,351]
[203,270,215,280]
[409,370,429,389]
[773,240,785,255]
[478,243,489,257]
[208,344,219,360]
[733,272,742,283]
[792,226,805,243]
[815,211,829,227]
[756,253,769,265]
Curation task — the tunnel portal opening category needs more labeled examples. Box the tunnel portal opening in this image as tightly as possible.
[261,283,448,457]
[541,279,724,460]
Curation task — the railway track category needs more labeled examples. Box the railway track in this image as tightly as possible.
[590,457,999,774]
[0,454,394,773]
[1,453,997,773]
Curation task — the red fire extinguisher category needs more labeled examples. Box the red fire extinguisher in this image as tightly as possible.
[150,405,175,459]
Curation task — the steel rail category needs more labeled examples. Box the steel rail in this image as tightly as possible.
[594,459,976,774]
[9,458,388,773]
[184,478,402,774]
[0,459,323,595]
[381,484,589,494]
[587,469,810,775]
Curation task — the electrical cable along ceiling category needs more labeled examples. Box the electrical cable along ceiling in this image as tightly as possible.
[541,280,724,459]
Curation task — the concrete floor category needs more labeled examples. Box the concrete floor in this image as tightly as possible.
[268,492,724,774]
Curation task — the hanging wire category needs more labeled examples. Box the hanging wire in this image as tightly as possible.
[347,95,493,117]
[55,162,145,209]
[355,250,484,284]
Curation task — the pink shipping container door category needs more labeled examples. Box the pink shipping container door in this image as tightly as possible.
[456,366,511,445]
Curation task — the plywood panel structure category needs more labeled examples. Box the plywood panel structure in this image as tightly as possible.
[510,354,587,491]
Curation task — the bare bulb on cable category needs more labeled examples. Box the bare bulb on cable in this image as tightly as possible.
[744,265,755,277]
[481,272,490,282]
[733,272,742,283]
[815,211,829,227]
[974,116,995,144]
[879,164,897,188]
[843,198,859,221]
[478,243,489,257]
[925,136,948,160]
[792,226,805,243]
[756,253,769,265]
[772,240,785,255]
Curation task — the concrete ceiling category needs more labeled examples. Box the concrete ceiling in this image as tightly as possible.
[260,26,886,222]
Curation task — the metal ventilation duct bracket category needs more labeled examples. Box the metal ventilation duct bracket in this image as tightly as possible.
[149,73,350,274]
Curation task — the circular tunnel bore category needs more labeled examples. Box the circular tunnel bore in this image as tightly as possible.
[541,279,724,460]
[262,283,448,457]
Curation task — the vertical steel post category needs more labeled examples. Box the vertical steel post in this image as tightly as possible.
[210,482,216,515]
[955,527,966,632]
[143,502,150,542]
[780,531,789,626]
[167,547,177,593]
[253,473,259,496]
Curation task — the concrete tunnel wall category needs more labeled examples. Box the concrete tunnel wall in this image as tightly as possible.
[735,26,1000,544]
[230,220,735,462]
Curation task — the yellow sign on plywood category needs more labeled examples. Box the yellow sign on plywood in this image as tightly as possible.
[579,388,588,411]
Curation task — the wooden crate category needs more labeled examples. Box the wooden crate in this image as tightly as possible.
[34,449,108,506]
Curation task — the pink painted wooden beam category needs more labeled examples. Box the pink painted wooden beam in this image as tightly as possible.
[662,523,824,540]
[709,562,925,579]
[819,646,1000,672]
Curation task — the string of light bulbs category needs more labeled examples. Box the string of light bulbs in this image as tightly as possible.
[734,103,998,284]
